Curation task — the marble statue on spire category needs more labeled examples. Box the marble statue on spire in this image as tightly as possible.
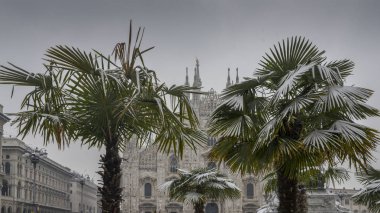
[185,67,189,86]
[192,58,202,88]
[226,68,231,88]
[236,68,240,84]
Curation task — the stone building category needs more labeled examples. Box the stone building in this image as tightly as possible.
[328,188,369,213]
[69,173,98,213]
[2,137,70,213]
[0,104,10,210]
[121,60,265,213]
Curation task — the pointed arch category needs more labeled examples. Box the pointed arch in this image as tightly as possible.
[169,155,178,173]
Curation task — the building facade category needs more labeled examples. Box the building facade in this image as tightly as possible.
[2,137,71,213]
[121,60,265,213]
[69,173,98,213]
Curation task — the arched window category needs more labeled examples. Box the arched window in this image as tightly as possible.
[207,162,217,170]
[19,164,23,177]
[7,207,11,213]
[169,155,178,173]
[1,180,8,196]
[144,183,152,198]
[205,203,218,213]
[5,162,10,175]
[246,183,254,199]
[1,206,5,213]
[17,181,21,198]
[345,199,349,205]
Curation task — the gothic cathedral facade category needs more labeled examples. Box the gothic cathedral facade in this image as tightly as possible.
[121,60,265,213]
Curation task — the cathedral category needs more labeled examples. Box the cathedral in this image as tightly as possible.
[121,59,265,213]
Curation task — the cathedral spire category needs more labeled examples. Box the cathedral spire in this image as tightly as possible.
[236,68,239,84]
[226,68,231,88]
[185,67,189,86]
[192,58,202,88]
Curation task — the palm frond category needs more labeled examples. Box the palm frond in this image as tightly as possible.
[353,167,380,212]
[160,167,240,208]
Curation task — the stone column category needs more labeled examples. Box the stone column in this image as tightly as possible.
[0,104,10,209]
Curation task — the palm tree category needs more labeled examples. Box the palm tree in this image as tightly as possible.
[208,36,379,213]
[0,22,206,213]
[263,166,350,213]
[160,168,240,213]
[353,167,380,213]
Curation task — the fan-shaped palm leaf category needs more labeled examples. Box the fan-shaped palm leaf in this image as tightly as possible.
[160,168,240,213]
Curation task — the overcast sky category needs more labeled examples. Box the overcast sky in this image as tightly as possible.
[1,0,380,187]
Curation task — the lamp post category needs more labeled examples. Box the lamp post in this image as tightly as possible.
[23,147,47,213]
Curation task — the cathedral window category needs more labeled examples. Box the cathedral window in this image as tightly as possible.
[345,199,349,205]
[246,183,254,199]
[1,180,8,196]
[169,155,178,173]
[144,183,152,198]
[205,203,218,213]
[139,150,157,171]
[5,162,10,175]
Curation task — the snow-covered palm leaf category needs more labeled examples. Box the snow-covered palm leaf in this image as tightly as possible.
[160,167,240,210]
[272,62,317,102]
[327,86,372,109]
[330,120,371,142]
[330,120,378,167]
[314,64,343,85]
[221,77,261,99]
[279,94,316,118]
[184,192,204,204]
[325,59,354,80]
[303,130,340,152]
[208,104,255,139]
[208,137,259,174]
[222,95,244,111]
[257,36,325,78]
[222,180,241,191]
[194,170,217,183]
[255,117,282,148]
[159,180,175,191]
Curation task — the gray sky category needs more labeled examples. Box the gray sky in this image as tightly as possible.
[1,0,380,187]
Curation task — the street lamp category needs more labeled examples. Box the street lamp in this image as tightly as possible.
[23,147,47,213]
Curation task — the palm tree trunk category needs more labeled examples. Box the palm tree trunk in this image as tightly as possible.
[277,169,298,213]
[296,185,308,213]
[194,202,205,213]
[99,137,122,213]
